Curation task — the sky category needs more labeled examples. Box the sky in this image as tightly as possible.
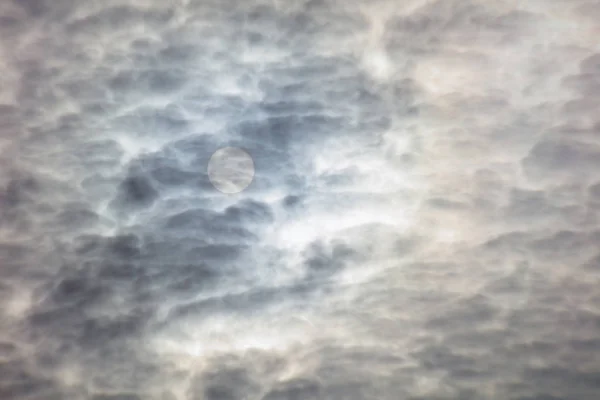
[0,0,599,399]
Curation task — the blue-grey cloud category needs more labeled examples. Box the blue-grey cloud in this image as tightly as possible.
[1,0,599,399]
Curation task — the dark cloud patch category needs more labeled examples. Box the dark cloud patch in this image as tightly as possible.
[561,98,599,121]
[48,273,106,307]
[0,374,58,399]
[110,172,159,212]
[483,232,532,251]
[108,69,189,97]
[513,395,566,400]
[167,286,293,322]
[443,328,509,352]
[0,342,17,358]
[568,338,600,354]
[588,182,600,207]
[189,367,260,400]
[145,239,247,265]
[302,240,357,280]
[77,313,148,349]
[151,263,215,295]
[26,300,148,357]
[224,199,274,224]
[385,0,536,56]
[484,262,531,298]
[160,207,260,243]
[106,234,142,260]
[582,253,600,271]
[147,162,196,187]
[139,232,241,265]
[97,261,141,281]
[522,137,600,180]
[2,172,40,210]
[504,189,557,220]
[163,208,218,230]
[0,243,30,264]
[91,394,142,400]
[12,0,49,18]
[562,73,600,97]
[72,234,141,259]
[65,5,175,35]
[282,194,303,210]
[27,305,89,345]
[262,378,321,400]
[234,116,299,153]
[55,205,99,230]
[522,365,600,395]
[426,197,469,210]
[156,42,199,64]
[530,230,595,261]
[424,294,500,333]
[580,53,600,75]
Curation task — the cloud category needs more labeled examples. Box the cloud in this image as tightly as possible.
[1,0,599,399]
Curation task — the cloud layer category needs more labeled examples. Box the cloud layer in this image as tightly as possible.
[0,0,599,399]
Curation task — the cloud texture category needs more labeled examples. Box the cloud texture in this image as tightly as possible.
[0,0,599,399]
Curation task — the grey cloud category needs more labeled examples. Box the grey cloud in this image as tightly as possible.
[189,367,260,400]
[262,379,320,400]
[1,0,600,399]
[91,395,142,400]
[110,173,160,212]
[522,138,600,180]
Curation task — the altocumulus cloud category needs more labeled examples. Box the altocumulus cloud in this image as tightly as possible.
[0,0,599,399]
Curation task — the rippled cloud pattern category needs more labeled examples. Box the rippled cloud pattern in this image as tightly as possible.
[1,0,600,399]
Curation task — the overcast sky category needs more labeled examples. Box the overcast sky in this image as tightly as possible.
[1,0,599,399]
